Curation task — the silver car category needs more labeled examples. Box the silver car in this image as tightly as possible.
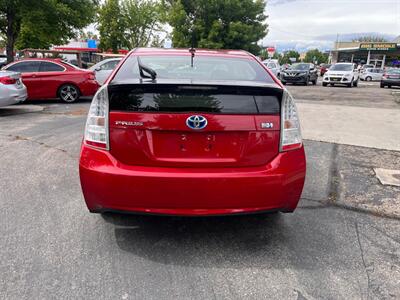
[360,68,384,81]
[0,71,27,107]
[263,59,281,77]
[89,58,122,85]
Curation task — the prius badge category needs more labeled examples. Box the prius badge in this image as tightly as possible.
[186,115,208,130]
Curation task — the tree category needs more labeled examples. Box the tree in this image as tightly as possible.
[98,0,126,53]
[303,49,328,64]
[168,0,268,54]
[98,0,165,52]
[279,50,300,65]
[0,0,98,63]
[122,0,165,48]
[352,35,388,42]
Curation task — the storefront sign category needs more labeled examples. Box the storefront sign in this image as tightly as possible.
[359,43,397,51]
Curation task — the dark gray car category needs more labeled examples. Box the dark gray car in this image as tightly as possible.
[280,63,318,86]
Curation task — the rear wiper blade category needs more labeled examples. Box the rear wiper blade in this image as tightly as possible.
[137,57,157,80]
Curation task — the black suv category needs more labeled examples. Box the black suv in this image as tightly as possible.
[280,63,318,85]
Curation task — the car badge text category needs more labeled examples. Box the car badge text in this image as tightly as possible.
[115,121,144,126]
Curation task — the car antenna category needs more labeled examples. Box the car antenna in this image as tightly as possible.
[189,47,196,68]
[189,21,196,68]
[137,57,157,80]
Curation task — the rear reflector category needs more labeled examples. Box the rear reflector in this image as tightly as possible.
[0,76,17,85]
[280,90,302,152]
[84,86,109,150]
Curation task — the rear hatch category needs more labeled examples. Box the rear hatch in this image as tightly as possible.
[108,81,282,168]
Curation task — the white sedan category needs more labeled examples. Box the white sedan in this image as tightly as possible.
[0,71,27,107]
[89,58,122,85]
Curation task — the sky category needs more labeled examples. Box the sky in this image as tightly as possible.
[263,0,400,51]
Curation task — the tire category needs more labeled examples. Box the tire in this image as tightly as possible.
[322,82,328,87]
[353,79,358,87]
[388,85,392,89]
[380,83,385,88]
[282,81,287,85]
[365,76,372,81]
[304,78,309,86]
[347,82,352,88]
[58,84,80,103]
[312,79,317,85]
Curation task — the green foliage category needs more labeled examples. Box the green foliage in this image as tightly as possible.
[352,35,388,42]
[123,0,165,48]
[0,0,97,62]
[279,50,300,65]
[98,0,126,52]
[168,0,268,54]
[98,0,165,52]
[303,49,328,64]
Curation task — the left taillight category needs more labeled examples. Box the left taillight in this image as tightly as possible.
[84,86,109,150]
[0,76,17,85]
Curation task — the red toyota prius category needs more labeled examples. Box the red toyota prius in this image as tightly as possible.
[79,48,306,216]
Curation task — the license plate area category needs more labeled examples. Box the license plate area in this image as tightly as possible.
[151,131,247,160]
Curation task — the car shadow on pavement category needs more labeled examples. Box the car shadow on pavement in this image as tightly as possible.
[100,209,344,270]
[21,97,92,105]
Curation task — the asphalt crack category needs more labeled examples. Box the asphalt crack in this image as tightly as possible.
[355,222,371,300]
[3,133,76,159]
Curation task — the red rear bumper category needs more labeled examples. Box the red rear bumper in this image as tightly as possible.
[79,145,306,216]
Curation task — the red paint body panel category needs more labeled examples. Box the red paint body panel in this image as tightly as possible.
[79,144,306,215]
[6,59,99,100]
[109,112,280,168]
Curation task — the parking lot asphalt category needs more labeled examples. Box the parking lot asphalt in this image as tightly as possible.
[1,81,400,299]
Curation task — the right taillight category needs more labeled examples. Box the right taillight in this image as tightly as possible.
[0,76,17,85]
[280,90,302,152]
[84,86,109,150]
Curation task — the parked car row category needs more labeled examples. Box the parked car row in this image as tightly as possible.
[262,60,400,89]
[0,57,123,107]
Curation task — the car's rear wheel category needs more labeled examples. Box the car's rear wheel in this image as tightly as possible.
[58,84,80,103]
[322,82,327,87]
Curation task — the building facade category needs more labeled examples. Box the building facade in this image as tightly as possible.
[330,40,400,68]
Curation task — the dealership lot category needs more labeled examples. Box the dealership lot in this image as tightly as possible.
[1,82,400,299]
